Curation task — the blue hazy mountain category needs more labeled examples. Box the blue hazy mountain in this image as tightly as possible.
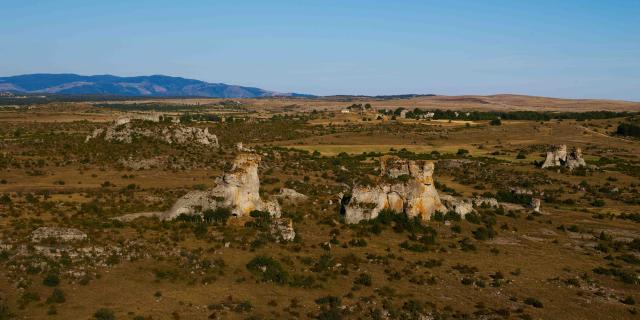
[0,73,312,98]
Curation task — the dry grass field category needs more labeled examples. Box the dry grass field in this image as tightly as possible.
[0,96,639,319]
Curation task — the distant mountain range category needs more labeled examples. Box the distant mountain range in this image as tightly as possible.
[0,73,313,98]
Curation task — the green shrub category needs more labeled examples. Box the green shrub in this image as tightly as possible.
[465,213,481,224]
[472,227,496,240]
[246,256,289,284]
[354,273,372,287]
[523,297,543,308]
[621,296,636,305]
[203,207,231,224]
[94,308,116,320]
[43,274,60,287]
[46,289,65,304]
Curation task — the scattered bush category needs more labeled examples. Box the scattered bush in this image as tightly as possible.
[94,308,116,320]
[523,297,543,308]
[246,256,289,284]
[354,273,372,287]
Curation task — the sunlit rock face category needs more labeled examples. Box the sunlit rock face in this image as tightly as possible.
[340,156,446,224]
[541,145,586,170]
[160,153,280,220]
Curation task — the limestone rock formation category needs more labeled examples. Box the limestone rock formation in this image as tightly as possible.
[31,227,87,243]
[340,156,446,224]
[86,119,218,147]
[541,145,586,170]
[159,152,280,220]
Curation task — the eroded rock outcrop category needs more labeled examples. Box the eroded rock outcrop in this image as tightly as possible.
[86,119,218,147]
[440,195,474,216]
[159,153,280,220]
[440,195,500,217]
[340,156,446,224]
[541,145,586,170]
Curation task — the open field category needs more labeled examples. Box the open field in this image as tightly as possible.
[77,94,640,112]
[0,97,640,319]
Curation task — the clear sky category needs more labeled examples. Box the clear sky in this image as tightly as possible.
[1,0,639,100]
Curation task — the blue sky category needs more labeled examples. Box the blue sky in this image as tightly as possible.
[1,0,639,100]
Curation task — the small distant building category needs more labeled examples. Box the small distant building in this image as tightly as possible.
[340,109,351,114]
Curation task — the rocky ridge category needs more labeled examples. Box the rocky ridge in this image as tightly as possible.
[85,116,218,147]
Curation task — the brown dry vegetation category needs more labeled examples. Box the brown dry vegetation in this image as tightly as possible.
[0,97,639,319]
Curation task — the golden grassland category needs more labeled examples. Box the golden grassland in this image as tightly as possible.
[0,99,639,319]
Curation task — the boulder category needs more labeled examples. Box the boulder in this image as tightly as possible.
[340,156,446,224]
[276,188,308,203]
[530,198,541,213]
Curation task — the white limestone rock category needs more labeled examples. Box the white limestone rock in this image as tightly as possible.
[158,153,280,220]
[440,195,474,216]
[530,198,541,213]
[277,188,309,203]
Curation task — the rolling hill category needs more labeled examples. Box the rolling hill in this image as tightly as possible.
[0,73,312,98]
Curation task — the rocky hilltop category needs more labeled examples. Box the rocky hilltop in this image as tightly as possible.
[541,145,586,170]
[85,115,218,147]
[340,156,446,224]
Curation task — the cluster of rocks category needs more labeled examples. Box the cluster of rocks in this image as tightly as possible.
[340,156,447,224]
[541,145,586,170]
[31,226,87,243]
[85,118,218,147]
[440,195,499,216]
[0,227,191,286]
